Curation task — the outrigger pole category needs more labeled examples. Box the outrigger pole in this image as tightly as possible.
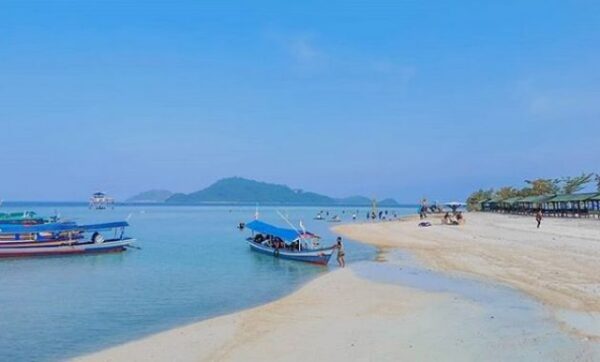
[276,210,303,251]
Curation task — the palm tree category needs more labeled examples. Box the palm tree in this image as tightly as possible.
[523,178,560,195]
[561,173,593,194]
[466,189,494,211]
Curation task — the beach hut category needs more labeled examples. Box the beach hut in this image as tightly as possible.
[545,193,597,217]
[515,195,555,214]
[480,199,492,211]
[498,196,522,213]
[585,193,600,218]
[480,197,502,212]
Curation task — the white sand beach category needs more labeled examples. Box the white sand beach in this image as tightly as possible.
[75,213,600,361]
[336,213,600,317]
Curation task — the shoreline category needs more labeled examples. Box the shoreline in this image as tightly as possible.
[334,212,600,338]
[74,212,600,361]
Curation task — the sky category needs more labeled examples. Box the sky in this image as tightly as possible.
[1,0,599,202]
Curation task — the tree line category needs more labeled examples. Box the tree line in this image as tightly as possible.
[467,173,600,211]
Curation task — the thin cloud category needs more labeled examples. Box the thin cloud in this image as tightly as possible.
[288,37,320,64]
[516,79,600,119]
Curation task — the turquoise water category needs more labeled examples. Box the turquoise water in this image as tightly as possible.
[0,205,403,361]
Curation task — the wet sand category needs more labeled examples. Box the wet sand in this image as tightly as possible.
[75,212,600,361]
[335,212,600,338]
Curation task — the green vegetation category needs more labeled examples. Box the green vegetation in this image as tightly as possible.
[127,189,174,203]
[521,178,560,196]
[466,189,494,211]
[561,173,594,194]
[133,177,399,206]
[466,172,599,211]
[379,198,400,207]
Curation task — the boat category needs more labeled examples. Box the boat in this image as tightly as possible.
[89,192,115,209]
[245,220,335,265]
[0,211,58,225]
[0,221,135,257]
[328,215,342,223]
[313,213,325,220]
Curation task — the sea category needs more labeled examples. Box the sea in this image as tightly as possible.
[0,204,410,361]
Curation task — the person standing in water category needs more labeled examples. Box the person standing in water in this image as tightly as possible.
[335,237,345,268]
[535,210,543,228]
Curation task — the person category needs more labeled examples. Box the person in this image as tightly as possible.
[535,210,543,228]
[442,212,451,225]
[456,212,464,225]
[334,237,345,267]
[419,198,429,219]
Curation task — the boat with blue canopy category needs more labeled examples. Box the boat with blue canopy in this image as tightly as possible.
[0,221,135,257]
[245,220,335,265]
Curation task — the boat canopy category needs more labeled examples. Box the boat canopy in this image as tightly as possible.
[0,221,129,234]
[245,220,301,242]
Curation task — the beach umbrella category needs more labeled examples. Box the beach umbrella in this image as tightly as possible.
[445,201,465,212]
[445,201,465,207]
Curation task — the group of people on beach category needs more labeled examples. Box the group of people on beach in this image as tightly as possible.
[442,211,465,225]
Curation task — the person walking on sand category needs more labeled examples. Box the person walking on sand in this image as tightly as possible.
[335,237,345,268]
[535,210,543,228]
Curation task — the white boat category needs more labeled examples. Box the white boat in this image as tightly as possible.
[245,220,335,265]
[0,239,135,257]
[0,221,135,258]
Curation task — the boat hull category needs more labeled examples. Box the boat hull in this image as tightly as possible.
[247,240,334,265]
[0,238,135,258]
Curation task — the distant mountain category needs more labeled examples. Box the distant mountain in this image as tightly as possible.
[127,189,173,203]
[131,177,400,206]
[378,198,400,206]
[166,177,334,205]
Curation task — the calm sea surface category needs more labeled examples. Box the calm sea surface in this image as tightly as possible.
[0,205,412,361]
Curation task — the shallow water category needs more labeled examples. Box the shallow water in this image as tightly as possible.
[353,250,599,361]
[0,205,398,361]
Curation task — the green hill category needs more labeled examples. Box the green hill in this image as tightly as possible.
[127,189,173,203]
[166,177,334,205]
[378,198,400,206]
[130,177,400,206]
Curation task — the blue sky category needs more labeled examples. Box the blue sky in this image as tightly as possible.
[1,1,599,202]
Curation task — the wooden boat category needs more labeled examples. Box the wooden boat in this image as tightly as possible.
[0,221,135,257]
[0,211,57,225]
[245,220,335,265]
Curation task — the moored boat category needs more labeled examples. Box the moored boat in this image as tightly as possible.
[245,220,335,265]
[0,211,58,225]
[0,221,135,258]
